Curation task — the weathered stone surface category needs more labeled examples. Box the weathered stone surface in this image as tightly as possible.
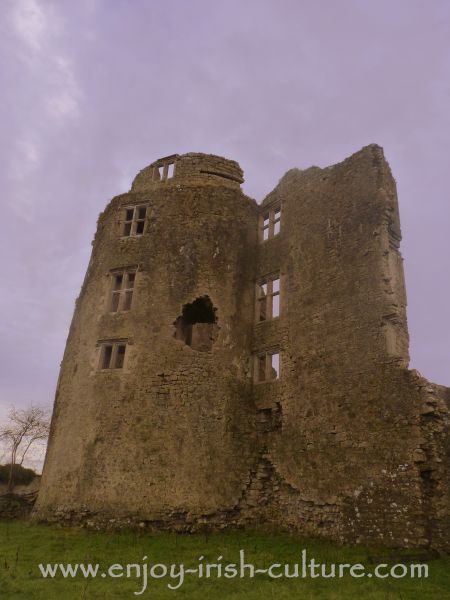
[34,148,450,551]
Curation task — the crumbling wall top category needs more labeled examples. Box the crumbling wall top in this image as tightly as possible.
[131,152,244,191]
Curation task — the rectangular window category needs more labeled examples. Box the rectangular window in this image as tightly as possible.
[121,205,147,237]
[257,274,280,321]
[257,354,266,382]
[273,207,281,235]
[270,351,280,379]
[101,344,113,370]
[262,214,270,241]
[254,350,281,383]
[153,160,176,181]
[109,269,136,312]
[167,162,175,178]
[259,204,281,241]
[115,344,126,369]
[99,341,127,370]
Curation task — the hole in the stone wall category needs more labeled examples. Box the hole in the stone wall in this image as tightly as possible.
[174,296,219,352]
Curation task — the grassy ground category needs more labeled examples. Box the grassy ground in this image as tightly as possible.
[0,520,449,599]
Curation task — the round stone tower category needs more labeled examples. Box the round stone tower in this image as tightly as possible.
[35,153,259,525]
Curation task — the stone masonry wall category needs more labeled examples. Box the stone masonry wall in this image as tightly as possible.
[131,153,244,192]
[35,149,450,550]
[248,145,449,549]
[36,157,259,523]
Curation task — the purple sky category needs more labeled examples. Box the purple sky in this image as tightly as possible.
[1,0,449,420]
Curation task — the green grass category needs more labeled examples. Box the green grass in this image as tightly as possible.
[0,520,449,599]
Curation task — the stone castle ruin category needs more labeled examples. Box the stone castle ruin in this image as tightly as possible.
[35,145,450,550]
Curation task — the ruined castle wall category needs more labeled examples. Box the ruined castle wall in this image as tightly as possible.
[131,153,244,192]
[252,145,442,547]
[35,156,260,522]
[416,380,450,550]
[35,148,450,550]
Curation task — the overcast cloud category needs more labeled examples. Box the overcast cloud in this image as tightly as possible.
[1,0,449,421]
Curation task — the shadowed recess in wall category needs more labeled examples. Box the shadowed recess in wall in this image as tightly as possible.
[174,296,219,352]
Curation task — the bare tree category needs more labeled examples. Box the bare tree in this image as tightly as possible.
[0,405,51,492]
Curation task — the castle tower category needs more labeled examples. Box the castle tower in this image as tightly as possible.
[35,147,450,550]
[36,153,260,521]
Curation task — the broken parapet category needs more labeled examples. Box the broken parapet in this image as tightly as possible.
[131,152,244,191]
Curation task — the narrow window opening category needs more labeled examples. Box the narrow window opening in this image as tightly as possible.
[174,296,218,352]
[115,344,126,369]
[111,292,120,312]
[256,274,281,321]
[258,282,268,322]
[272,294,280,318]
[113,274,123,290]
[123,291,133,311]
[254,349,281,383]
[102,345,113,369]
[270,352,280,379]
[135,206,147,235]
[109,269,136,312]
[167,162,175,178]
[262,213,270,241]
[272,277,280,317]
